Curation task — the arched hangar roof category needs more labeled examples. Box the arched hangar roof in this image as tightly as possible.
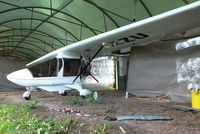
[0,0,198,60]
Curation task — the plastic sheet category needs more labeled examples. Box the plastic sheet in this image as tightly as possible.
[127,41,200,102]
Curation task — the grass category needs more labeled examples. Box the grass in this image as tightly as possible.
[64,92,101,106]
[64,96,83,106]
[0,100,77,134]
[0,98,110,134]
[0,104,110,134]
[86,93,101,104]
[94,122,109,134]
[22,98,39,109]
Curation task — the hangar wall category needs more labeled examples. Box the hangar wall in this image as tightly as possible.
[0,58,29,91]
[83,57,115,90]
[127,41,200,102]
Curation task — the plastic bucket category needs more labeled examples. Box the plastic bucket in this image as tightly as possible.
[191,89,200,109]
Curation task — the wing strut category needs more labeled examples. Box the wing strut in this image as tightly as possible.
[73,44,104,83]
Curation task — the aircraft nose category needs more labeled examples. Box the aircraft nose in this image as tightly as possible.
[7,68,33,82]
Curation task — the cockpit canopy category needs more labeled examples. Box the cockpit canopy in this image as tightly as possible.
[28,58,81,77]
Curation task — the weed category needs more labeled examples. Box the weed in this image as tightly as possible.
[78,122,85,127]
[63,99,68,104]
[69,96,83,106]
[0,102,109,134]
[94,122,109,134]
[86,93,101,104]
[32,98,39,109]
[0,104,77,134]
[22,98,39,110]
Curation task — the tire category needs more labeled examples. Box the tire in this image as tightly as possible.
[60,91,68,96]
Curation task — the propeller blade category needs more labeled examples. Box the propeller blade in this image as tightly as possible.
[82,61,99,83]
[90,74,99,83]
[73,45,104,83]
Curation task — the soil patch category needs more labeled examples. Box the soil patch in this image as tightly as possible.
[0,90,199,134]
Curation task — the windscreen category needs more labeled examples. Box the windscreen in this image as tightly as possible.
[28,58,57,77]
[28,58,81,77]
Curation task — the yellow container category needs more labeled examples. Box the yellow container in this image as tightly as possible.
[191,89,200,109]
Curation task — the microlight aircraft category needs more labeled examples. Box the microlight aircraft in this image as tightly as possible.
[7,1,200,100]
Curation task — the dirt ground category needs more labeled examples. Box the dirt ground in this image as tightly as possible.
[0,89,200,134]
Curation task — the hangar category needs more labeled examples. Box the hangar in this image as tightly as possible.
[0,0,200,102]
[1,0,200,133]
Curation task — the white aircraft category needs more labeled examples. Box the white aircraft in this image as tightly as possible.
[7,1,200,100]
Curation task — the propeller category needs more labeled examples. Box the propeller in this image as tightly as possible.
[73,45,104,83]
[80,57,99,83]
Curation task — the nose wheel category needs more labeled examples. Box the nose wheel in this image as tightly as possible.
[59,90,68,96]
[23,91,31,100]
[60,92,68,96]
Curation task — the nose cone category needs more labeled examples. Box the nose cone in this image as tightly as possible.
[7,68,33,86]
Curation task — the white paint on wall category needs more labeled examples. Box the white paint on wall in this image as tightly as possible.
[84,57,115,88]
[176,58,200,83]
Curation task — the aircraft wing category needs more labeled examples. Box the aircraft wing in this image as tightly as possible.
[27,1,200,68]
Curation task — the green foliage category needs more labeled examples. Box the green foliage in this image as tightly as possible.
[64,93,101,105]
[32,98,39,108]
[68,96,83,106]
[86,94,101,104]
[78,122,85,127]
[22,98,39,110]
[63,99,68,104]
[0,103,77,134]
[94,122,109,134]
[0,99,109,134]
